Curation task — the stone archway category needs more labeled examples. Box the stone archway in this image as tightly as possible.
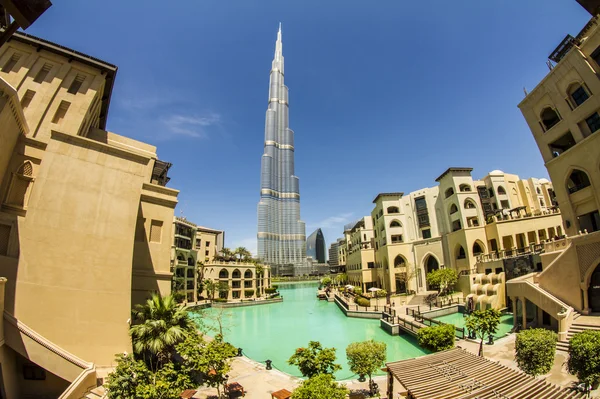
[424,255,439,291]
[589,263,600,313]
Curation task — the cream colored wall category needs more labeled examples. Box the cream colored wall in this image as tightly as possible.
[196,230,223,263]
[519,21,600,236]
[0,42,105,141]
[202,263,270,299]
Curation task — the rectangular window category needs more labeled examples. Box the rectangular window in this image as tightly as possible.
[422,229,431,239]
[548,131,576,157]
[0,224,11,256]
[585,112,600,134]
[205,241,210,247]
[501,200,510,209]
[67,74,85,94]
[571,86,589,106]
[196,239,201,248]
[452,220,462,232]
[391,234,403,243]
[149,220,163,243]
[33,63,52,83]
[2,53,21,73]
[21,90,35,109]
[23,364,46,380]
[186,269,194,278]
[367,262,374,269]
[415,197,427,211]
[51,100,70,124]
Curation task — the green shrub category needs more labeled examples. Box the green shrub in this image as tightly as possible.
[515,328,557,377]
[244,290,255,298]
[265,287,277,294]
[213,298,228,303]
[355,297,370,307]
[375,289,387,298]
[417,324,455,352]
[353,287,362,295]
[272,285,279,290]
[567,330,600,389]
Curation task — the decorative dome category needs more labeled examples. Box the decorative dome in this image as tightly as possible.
[538,178,549,184]
[489,170,504,175]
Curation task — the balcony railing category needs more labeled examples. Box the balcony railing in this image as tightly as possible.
[476,243,545,263]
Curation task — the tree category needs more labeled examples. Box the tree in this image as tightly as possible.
[425,268,458,295]
[515,329,557,377]
[129,294,196,370]
[177,333,238,398]
[255,264,264,276]
[335,273,348,285]
[321,277,332,287]
[105,353,193,399]
[203,279,218,301]
[234,246,252,262]
[288,341,341,378]
[465,308,501,356]
[106,353,152,399]
[200,306,234,339]
[346,340,386,389]
[217,247,234,262]
[395,266,416,294]
[567,330,600,391]
[217,281,229,299]
[291,374,349,399]
[417,324,455,352]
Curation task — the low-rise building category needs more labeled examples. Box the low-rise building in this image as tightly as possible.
[202,261,271,300]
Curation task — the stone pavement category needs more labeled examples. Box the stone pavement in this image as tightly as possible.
[192,334,597,398]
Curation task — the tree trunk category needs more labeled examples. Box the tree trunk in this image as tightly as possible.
[478,337,484,357]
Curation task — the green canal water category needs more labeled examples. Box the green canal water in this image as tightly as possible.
[190,282,427,379]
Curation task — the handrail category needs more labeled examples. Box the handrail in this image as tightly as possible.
[3,311,91,369]
[57,365,97,399]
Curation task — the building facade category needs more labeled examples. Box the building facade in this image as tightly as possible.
[0,31,178,397]
[506,11,600,340]
[257,25,307,275]
[335,168,564,296]
[306,228,326,264]
[202,262,271,300]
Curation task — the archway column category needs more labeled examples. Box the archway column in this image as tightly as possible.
[511,297,518,330]
[520,296,527,329]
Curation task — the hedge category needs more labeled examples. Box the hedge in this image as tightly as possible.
[244,290,255,297]
[213,298,228,303]
[417,324,455,352]
[355,297,370,307]
[265,287,277,294]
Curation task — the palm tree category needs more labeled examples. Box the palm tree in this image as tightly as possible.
[219,247,233,261]
[234,246,252,262]
[130,294,196,370]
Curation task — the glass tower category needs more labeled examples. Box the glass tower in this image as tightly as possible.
[257,25,306,272]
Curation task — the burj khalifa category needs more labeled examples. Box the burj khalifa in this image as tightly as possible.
[257,24,306,274]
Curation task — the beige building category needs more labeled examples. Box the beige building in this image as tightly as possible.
[202,262,271,300]
[337,168,564,297]
[0,31,178,397]
[172,217,224,302]
[505,12,600,343]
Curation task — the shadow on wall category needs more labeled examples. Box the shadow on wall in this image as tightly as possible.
[131,203,160,307]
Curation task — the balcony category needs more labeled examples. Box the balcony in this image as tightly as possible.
[549,34,576,63]
[489,207,560,223]
[476,244,545,263]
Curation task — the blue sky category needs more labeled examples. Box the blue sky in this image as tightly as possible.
[27,1,590,255]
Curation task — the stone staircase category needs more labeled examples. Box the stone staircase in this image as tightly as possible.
[556,313,600,352]
[407,291,438,306]
[83,385,106,399]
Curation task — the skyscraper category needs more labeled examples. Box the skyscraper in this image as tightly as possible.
[306,228,326,264]
[257,25,306,274]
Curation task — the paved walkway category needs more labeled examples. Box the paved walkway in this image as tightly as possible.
[191,333,597,398]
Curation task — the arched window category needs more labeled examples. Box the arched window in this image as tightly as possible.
[389,220,402,228]
[540,107,561,130]
[497,186,506,195]
[187,257,194,266]
[244,269,252,278]
[464,199,476,209]
[232,269,241,278]
[456,245,466,259]
[567,169,591,193]
[219,269,229,279]
[425,255,439,274]
[569,84,589,107]
[540,199,545,207]
[473,241,484,256]
[5,161,34,208]
[445,188,454,198]
[459,184,471,192]
[387,206,399,214]
[394,255,406,267]
[177,254,184,261]
[449,204,458,214]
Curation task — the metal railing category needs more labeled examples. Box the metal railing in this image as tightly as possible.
[406,307,465,339]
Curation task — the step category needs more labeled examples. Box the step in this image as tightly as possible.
[85,386,106,399]
[556,341,569,352]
